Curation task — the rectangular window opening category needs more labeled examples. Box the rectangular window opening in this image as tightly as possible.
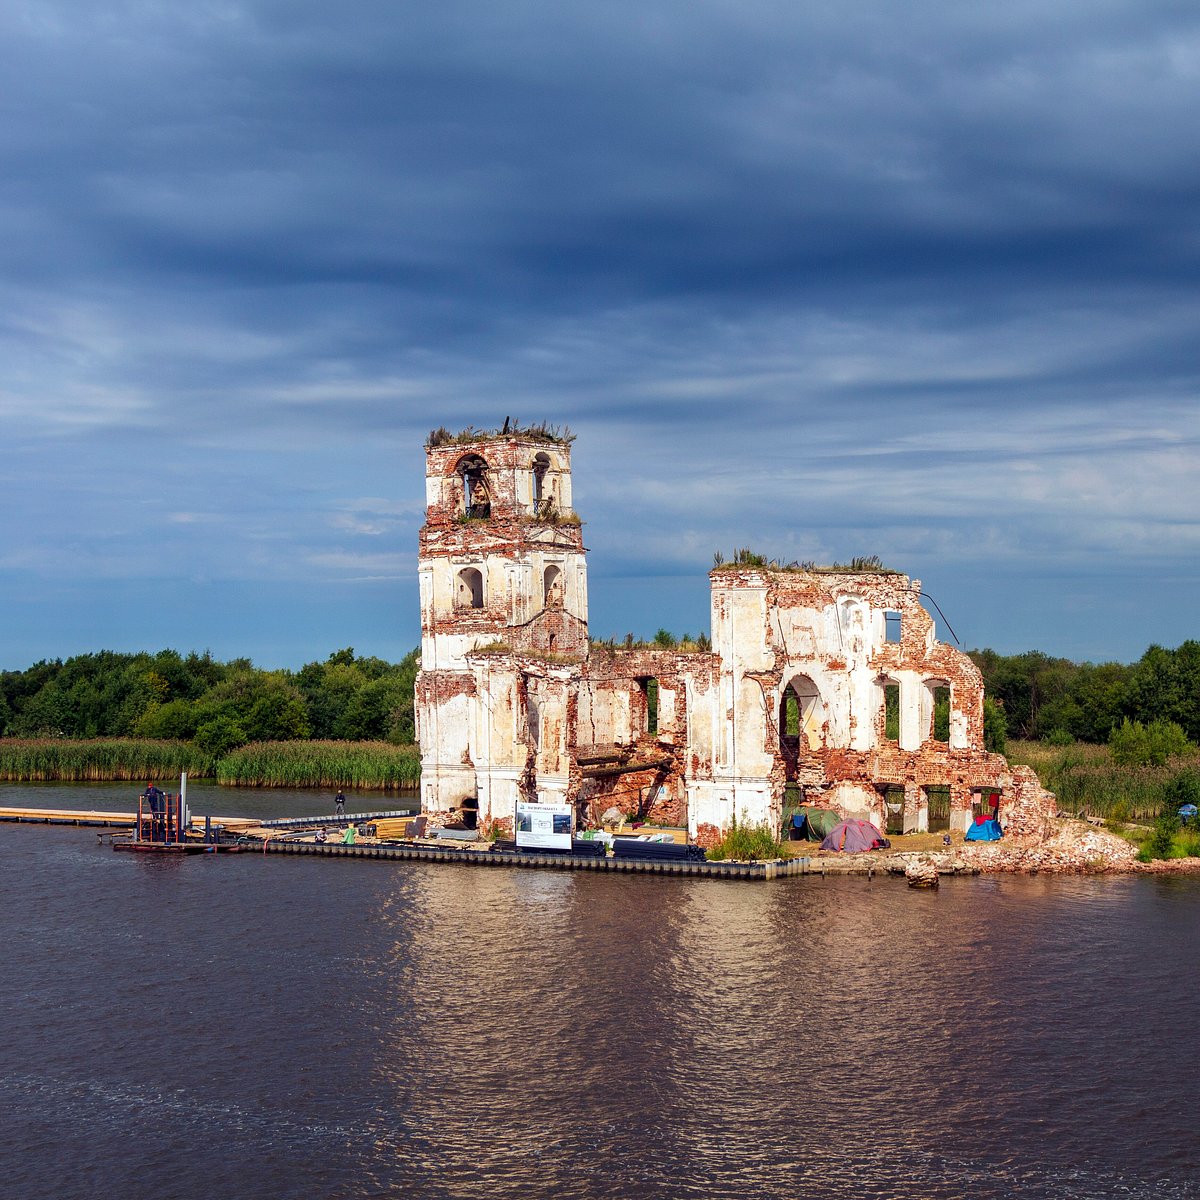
[881,784,905,836]
[884,611,902,644]
[925,785,951,832]
[882,682,900,743]
[639,678,659,736]
[931,685,950,742]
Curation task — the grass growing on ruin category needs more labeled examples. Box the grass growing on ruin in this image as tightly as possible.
[216,740,421,789]
[1007,739,1200,821]
[711,549,898,575]
[0,738,216,782]
[427,421,574,447]
[706,815,788,861]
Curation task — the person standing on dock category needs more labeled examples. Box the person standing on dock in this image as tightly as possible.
[335,789,346,818]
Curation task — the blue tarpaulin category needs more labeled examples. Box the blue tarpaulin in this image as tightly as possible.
[965,818,1003,841]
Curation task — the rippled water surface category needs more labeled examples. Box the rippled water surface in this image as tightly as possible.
[3,783,1199,1199]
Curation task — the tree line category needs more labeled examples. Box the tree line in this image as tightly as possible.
[0,646,419,756]
[2,638,1197,757]
[969,641,1200,746]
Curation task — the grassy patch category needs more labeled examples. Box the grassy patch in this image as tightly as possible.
[706,815,788,861]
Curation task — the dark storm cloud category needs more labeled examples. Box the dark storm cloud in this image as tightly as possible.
[1,0,1199,665]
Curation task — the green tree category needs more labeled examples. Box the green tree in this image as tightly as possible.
[1108,718,1194,766]
[135,699,201,740]
[983,698,1007,754]
[1126,642,1200,741]
[194,715,247,756]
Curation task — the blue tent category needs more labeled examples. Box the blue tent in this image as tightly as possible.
[965,818,1003,842]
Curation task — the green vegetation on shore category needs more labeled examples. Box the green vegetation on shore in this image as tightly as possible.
[0,738,215,782]
[969,641,1200,745]
[0,736,420,789]
[1007,739,1199,822]
[217,740,420,789]
[706,815,789,861]
[0,646,417,745]
[0,645,422,788]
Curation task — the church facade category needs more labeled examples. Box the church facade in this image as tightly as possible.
[415,426,1052,843]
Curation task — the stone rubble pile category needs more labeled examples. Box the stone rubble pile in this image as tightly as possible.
[956,819,1139,874]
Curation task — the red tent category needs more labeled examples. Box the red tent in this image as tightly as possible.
[820,818,887,853]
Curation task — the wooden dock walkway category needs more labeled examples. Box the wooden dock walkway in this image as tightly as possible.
[1,806,140,827]
[0,807,256,830]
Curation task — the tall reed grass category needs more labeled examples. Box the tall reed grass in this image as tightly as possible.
[0,738,215,782]
[1007,739,1199,820]
[216,740,420,789]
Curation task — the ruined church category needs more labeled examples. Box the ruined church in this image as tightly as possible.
[415,426,1048,843]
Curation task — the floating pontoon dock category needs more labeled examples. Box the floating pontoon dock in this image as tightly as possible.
[1,806,980,880]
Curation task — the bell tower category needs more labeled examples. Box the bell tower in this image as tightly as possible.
[414,427,588,817]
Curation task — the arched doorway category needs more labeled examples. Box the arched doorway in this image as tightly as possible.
[779,675,824,780]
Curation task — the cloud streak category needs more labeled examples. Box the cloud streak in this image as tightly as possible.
[1,0,1198,666]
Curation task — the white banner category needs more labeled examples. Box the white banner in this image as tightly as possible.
[515,801,573,850]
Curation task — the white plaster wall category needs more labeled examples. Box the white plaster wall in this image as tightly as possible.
[834,595,870,664]
[421,633,509,671]
[574,562,588,623]
[949,706,970,750]
[687,780,773,838]
[657,686,677,739]
[419,687,477,810]
[773,606,820,658]
[735,677,771,777]
[472,667,524,773]
[825,780,883,825]
[475,768,522,826]
[711,581,769,777]
[685,679,716,775]
[897,672,922,752]
[575,682,628,746]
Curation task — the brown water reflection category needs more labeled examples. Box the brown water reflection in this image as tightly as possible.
[1,797,1198,1200]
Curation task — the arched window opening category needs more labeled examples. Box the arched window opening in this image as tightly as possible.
[457,455,491,518]
[543,564,562,608]
[780,677,823,750]
[532,452,551,514]
[456,567,484,610]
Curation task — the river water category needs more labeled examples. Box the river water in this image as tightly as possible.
[2,782,1198,1199]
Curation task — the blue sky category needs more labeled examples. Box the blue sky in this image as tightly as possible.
[2,0,1198,670]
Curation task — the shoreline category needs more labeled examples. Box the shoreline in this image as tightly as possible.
[5,802,1196,879]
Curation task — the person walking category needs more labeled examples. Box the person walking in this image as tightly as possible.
[335,789,346,818]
